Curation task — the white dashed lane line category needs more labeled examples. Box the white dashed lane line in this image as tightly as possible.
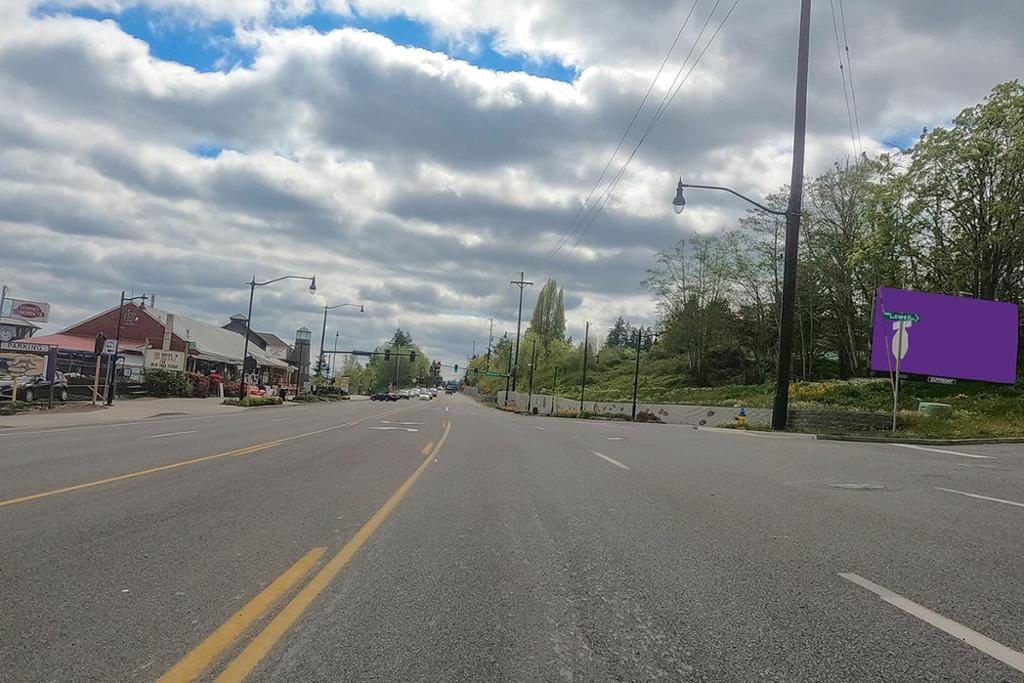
[590,450,630,470]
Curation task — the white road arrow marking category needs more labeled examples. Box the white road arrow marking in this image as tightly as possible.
[368,427,419,432]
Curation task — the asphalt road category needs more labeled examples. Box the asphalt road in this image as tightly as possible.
[1,394,1022,681]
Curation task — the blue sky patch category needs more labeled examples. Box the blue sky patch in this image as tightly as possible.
[34,4,576,82]
[882,126,934,151]
[36,4,254,72]
[190,144,224,159]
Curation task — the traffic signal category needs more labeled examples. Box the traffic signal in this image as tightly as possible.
[473,368,479,376]
[384,348,391,361]
[409,351,416,362]
[244,356,257,373]
[454,364,458,372]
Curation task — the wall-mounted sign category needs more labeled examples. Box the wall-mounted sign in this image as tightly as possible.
[144,349,186,371]
[0,341,51,354]
[7,299,50,323]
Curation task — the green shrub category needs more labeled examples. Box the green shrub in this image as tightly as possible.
[143,369,190,397]
[223,396,283,407]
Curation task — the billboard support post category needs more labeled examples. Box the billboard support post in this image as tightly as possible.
[892,321,905,432]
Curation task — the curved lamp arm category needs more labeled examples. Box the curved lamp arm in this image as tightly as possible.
[250,274,317,290]
[675,179,789,217]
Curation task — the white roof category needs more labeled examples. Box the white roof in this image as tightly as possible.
[145,307,288,369]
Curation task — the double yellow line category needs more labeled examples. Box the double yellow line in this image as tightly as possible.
[0,407,406,509]
[160,419,452,682]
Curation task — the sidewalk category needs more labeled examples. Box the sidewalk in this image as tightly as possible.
[0,397,256,429]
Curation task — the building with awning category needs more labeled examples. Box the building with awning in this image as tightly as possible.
[29,303,289,381]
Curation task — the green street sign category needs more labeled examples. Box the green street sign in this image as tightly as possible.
[883,311,919,322]
[484,371,505,377]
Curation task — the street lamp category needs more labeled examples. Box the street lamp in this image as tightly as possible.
[318,302,364,376]
[240,274,317,399]
[671,0,810,430]
[107,291,148,405]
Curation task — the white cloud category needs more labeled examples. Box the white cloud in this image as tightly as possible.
[2,0,1024,362]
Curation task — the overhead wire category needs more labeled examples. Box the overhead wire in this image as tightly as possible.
[549,0,728,265]
[542,0,703,265]
[562,0,742,260]
[837,0,864,157]
[830,0,859,159]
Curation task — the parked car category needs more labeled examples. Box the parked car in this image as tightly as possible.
[418,391,431,401]
[445,388,455,395]
[370,392,391,401]
[0,372,70,403]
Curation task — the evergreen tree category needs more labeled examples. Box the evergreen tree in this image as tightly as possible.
[528,279,567,347]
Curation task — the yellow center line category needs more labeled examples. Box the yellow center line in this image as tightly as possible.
[211,419,453,682]
[421,441,434,455]
[158,546,326,683]
[0,406,410,509]
[0,442,280,508]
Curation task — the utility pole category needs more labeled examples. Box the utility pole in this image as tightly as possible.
[631,329,643,420]
[486,318,494,365]
[503,336,514,405]
[509,272,533,392]
[579,321,590,412]
[472,340,476,359]
[330,331,339,379]
[771,0,812,431]
[526,338,538,414]
[393,346,401,390]
[551,365,558,415]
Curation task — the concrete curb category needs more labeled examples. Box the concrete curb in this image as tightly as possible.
[816,434,1024,446]
[697,426,818,440]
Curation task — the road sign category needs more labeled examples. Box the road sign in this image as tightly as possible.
[0,341,50,353]
[484,371,505,377]
[102,339,118,355]
[882,311,920,322]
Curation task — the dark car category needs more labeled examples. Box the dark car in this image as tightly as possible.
[1,371,70,403]
[370,392,399,402]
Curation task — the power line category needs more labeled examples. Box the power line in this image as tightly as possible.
[542,0,703,265]
[550,0,729,264]
[830,0,859,158]
[837,0,864,156]
[563,0,743,260]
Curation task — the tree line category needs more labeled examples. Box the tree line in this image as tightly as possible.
[644,80,1024,386]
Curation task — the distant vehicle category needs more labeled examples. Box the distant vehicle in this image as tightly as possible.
[418,392,431,401]
[429,387,438,397]
[370,392,399,402]
[0,372,70,403]
[445,388,454,395]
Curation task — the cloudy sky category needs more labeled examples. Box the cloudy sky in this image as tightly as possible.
[2,0,1022,368]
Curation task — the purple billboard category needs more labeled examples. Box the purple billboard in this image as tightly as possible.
[871,288,1018,384]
